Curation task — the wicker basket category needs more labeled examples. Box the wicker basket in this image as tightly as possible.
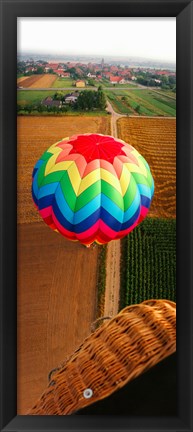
[28,299,176,415]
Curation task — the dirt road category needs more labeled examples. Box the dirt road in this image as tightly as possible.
[103,101,125,318]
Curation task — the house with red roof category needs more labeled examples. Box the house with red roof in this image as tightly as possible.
[109,76,122,84]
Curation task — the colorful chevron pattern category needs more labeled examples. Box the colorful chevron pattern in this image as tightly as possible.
[32,134,154,245]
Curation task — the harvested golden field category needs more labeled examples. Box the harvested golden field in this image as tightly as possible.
[17,222,98,413]
[29,74,57,88]
[17,115,111,224]
[117,117,176,218]
[17,74,45,88]
[17,76,30,84]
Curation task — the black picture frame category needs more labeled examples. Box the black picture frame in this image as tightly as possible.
[0,0,192,431]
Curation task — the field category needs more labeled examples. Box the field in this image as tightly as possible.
[17,74,57,88]
[120,218,176,309]
[117,117,176,219]
[17,116,111,224]
[100,78,138,88]
[17,90,57,106]
[17,76,30,84]
[105,89,176,116]
[52,77,74,88]
[17,222,99,413]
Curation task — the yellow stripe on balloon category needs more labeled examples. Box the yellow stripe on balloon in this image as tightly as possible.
[45,158,73,175]
[125,162,146,175]
[78,168,122,195]
[119,165,131,196]
[77,169,101,195]
[48,137,69,154]
[67,162,82,195]
[137,158,148,177]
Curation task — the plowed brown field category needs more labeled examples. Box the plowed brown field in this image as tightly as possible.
[17,74,45,88]
[17,76,30,84]
[29,74,57,88]
[17,74,57,88]
[117,117,176,219]
[17,116,111,224]
[17,115,110,414]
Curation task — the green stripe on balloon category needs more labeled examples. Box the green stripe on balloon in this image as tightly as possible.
[123,176,137,210]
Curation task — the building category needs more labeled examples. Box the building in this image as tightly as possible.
[42,96,62,108]
[75,80,85,88]
[65,95,78,104]
[87,73,96,78]
[109,76,122,84]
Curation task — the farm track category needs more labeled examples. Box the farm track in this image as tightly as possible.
[104,100,123,319]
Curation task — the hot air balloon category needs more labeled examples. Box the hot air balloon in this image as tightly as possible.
[32,133,154,245]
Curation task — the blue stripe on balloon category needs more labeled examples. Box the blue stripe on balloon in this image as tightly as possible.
[55,184,74,224]
[74,194,124,225]
[123,190,140,223]
[32,172,39,199]
[150,180,155,197]
[38,182,59,199]
[35,159,45,170]
[121,207,141,231]
[52,198,122,233]
[32,185,38,206]
[74,194,101,224]
[38,193,148,234]
[141,195,151,208]
[74,209,101,233]
[52,196,75,231]
[101,195,124,224]
[52,186,125,225]
[100,208,122,231]
[38,194,54,210]
[52,198,101,233]
[32,160,45,179]
[32,167,38,179]
[137,183,151,199]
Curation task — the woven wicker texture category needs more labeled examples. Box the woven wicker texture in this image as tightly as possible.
[28,299,176,415]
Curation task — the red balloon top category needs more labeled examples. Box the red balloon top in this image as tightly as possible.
[68,134,126,163]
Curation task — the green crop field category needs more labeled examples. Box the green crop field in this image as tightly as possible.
[105,89,176,116]
[105,91,134,114]
[101,78,137,88]
[17,90,69,106]
[119,218,176,310]
[52,77,75,88]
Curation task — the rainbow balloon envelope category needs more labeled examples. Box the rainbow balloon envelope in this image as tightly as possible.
[32,133,154,245]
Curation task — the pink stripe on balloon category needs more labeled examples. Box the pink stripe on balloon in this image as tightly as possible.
[138,206,149,222]
[52,211,76,240]
[76,220,100,241]
[39,206,52,218]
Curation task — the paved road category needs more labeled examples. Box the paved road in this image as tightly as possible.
[17,83,166,92]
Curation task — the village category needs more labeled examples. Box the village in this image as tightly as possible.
[17,57,176,89]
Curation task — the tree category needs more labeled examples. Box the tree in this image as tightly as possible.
[76,89,106,111]
[35,67,44,74]
[54,91,65,101]
[97,90,106,110]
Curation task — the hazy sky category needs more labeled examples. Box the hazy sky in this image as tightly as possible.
[17,18,176,62]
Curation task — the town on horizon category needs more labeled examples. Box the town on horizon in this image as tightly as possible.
[18,52,176,71]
